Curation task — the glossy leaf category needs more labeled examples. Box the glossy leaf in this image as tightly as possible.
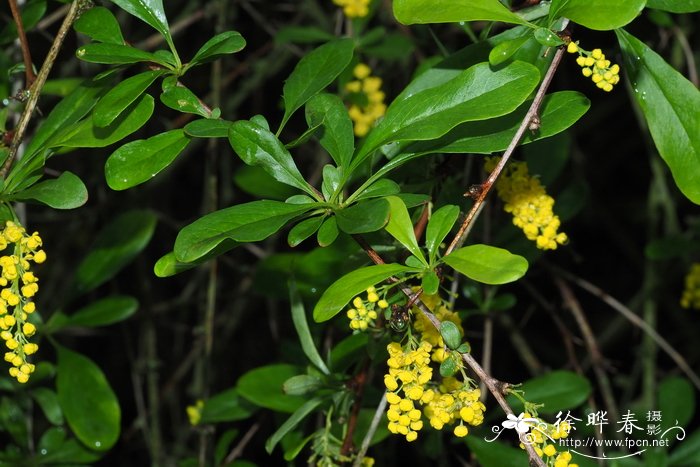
[229,120,315,197]
[422,270,439,295]
[290,282,330,374]
[200,388,255,424]
[283,375,323,396]
[56,346,120,451]
[111,0,171,40]
[305,93,354,168]
[190,31,246,65]
[288,217,324,247]
[507,371,591,414]
[489,37,530,66]
[442,244,528,285]
[549,0,645,30]
[336,198,391,234]
[659,377,695,428]
[353,61,540,168]
[237,364,306,413]
[74,210,157,293]
[426,204,459,263]
[93,70,163,127]
[265,398,323,454]
[234,165,298,201]
[54,94,154,148]
[403,91,589,155]
[313,264,413,322]
[105,129,191,190]
[616,29,700,204]
[533,27,564,47]
[439,354,459,377]
[9,171,87,209]
[31,388,64,425]
[385,196,426,265]
[393,0,528,25]
[321,165,342,201]
[73,6,124,44]
[280,38,354,130]
[440,322,461,350]
[353,179,401,201]
[76,43,161,65]
[66,296,138,328]
[174,200,311,262]
[184,119,232,138]
[646,0,700,13]
[160,84,210,117]
[316,217,339,247]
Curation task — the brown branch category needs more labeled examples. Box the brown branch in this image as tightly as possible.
[8,0,36,87]
[0,0,84,179]
[444,46,567,257]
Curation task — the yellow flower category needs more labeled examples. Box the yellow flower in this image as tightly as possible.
[344,64,387,137]
[681,263,700,309]
[567,41,620,92]
[332,0,370,18]
[186,400,204,425]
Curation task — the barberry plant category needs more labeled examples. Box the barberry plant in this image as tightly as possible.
[0,0,699,466]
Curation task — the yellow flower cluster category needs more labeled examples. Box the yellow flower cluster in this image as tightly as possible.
[412,293,463,363]
[332,0,369,18]
[485,157,567,250]
[0,221,45,384]
[423,377,485,438]
[520,415,577,466]
[681,263,700,309]
[345,64,386,137]
[186,399,204,425]
[347,286,388,331]
[567,42,620,92]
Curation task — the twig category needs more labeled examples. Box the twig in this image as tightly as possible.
[554,266,700,391]
[0,0,84,179]
[353,391,387,467]
[8,0,36,87]
[445,46,566,256]
[221,422,260,465]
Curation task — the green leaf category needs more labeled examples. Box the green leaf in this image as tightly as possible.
[439,354,459,377]
[53,94,155,148]
[174,200,311,263]
[153,251,202,277]
[184,119,233,138]
[275,26,334,45]
[646,0,700,13]
[66,296,138,328]
[336,198,391,234]
[354,61,540,168]
[265,398,323,454]
[200,388,255,424]
[237,364,306,413]
[229,120,315,197]
[421,270,439,295]
[234,165,299,201]
[442,244,528,285]
[93,70,163,127]
[669,429,700,465]
[385,196,426,265]
[105,129,191,190]
[290,281,330,374]
[321,165,342,201]
[393,0,528,25]
[313,264,412,322]
[489,37,530,66]
[280,38,354,130]
[533,27,565,47]
[56,346,120,451]
[616,29,700,204]
[190,31,246,66]
[288,217,324,247]
[0,0,46,46]
[9,171,87,209]
[440,321,461,350]
[316,217,339,247]
[111,0,171,41]
[31,388,64,425]
[507,370,591,414]
[354,179,401,201]
[549,0,645,30]
[659,377,695,428]
[76,43,163,65]
[283,375,323,396]
[73,6,124,44]
[403,91,589,155]
[160,84,211,117]
[74,210,157,294]
[426,204,459,263]
[305,94,354,168]
[466,437,530,467]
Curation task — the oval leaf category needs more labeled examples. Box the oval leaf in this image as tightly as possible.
[237,364,306,413]
[93,70,163,127]
[66,296,138,328]
[76,43,162,65]
[313,264,412,322]
[174,200,311,263]
[282,375,323,396]
[646,0,700,13]
[305,93,354,168]
[442,244,528,285]
[489,37,530,66]
[659,377,695,428]
[10,171,87,209]
[316,216,339,247]
[426,204,459,262]
[73,6,124,44]
[385,196,426,265]
[549,0,645,30]
[616,29,700,204]
[200,388,255,424]
[507,370,591,414]
[111,0,171,40]
[56,346,120,451]
[105,129,191,190]
[184,119,232,138]
[280,38,354,129]
[160,84,210,117]
[74,210,157,293]
[190,30,246,65]
[288,216,324,247]
[393,0,528,25]
[336,198,391,234]
[440,321,461,350]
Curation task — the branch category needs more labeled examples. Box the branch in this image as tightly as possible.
[8,0,36,87]
[1,0,85,179]
[445,46,567,256]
